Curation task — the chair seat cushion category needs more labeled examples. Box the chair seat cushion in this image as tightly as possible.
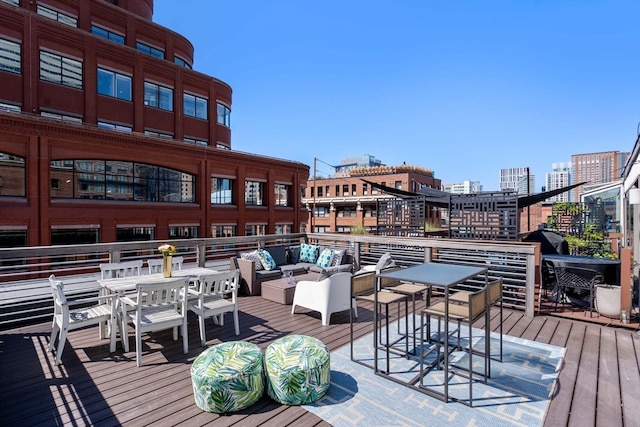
[190,341,264,413]
[264,334,330,405]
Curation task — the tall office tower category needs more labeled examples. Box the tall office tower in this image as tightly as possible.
[499,167,536,194]
[442,180,483,194]
[545,162,572,202]
[572,151,629,201]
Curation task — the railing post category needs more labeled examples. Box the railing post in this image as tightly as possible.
[197,243,206,267]
[424,247,432,263]
[525,251,536,317]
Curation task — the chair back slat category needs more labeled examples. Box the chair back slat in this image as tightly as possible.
[469,287,487,319]
[146,259,164,274]
[197,270,240,296]
[136,278,187,307]
[352,272,376,297]
[100,260,143,279]
[488,278,503,304]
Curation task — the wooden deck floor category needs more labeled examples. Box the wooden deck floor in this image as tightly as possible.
[1,296,639,427]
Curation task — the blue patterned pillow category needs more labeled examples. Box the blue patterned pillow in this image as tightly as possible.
[316,248,335,268]
[299,243,319,263]
[257,249,277,271]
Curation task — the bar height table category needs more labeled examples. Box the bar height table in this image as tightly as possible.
[374,262,488,403]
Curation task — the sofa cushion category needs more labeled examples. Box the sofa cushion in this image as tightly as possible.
[299,243,319,263]
[375,252,394,271]
[330,249,345,267]
[317,264,352,281]
[258,249,278,271]
[255,269,283,281]
[266,246,288,266]
[288,245,300,264]
[315,248,334,269]
[241,250,264,271]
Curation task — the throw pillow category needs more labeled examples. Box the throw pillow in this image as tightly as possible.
[330,249,345,267]
[299,243,319,263]
[240,250,264,271]
[316,248,335,269]
[375,252,394,271]
[257,249,277,271]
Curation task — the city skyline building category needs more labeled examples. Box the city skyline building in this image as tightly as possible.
[545,162,572,202]
[571,151,629,201]
[442,180,483,194]
[499,167,536,195]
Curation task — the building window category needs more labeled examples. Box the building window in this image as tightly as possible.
[174,55,191,69]
[212,224,236,238]
[98,68,131,101]
[342,184,348,196]
[1,0,20,6]
[245,224,266,236]
[216,142,230,150]
[337,207,357,218]
[275,183,290,207]
[144,130,173,139]
[336,226,351,233]
[169,226,198,239]
[0,152,26,197]
[184,137,208,146]
[91,25,124,44]
[216,103,231,126]
[325,186,330,197]
[395,180,402,190]
[51,228,99,245]
[364,207,376,218]
[0,38,20,74]
[40,51,82,89]
[335,185,339,196]
[314,207,329,218]
[184,93,208,119]
[275,224,292,234]
[363,183,368,195]
[245,181,264,206]
[97,121,132,132]
[41,111,82,123]
[0,229,26,249]
[352,184,357,195]
[144,81,173,111]
[314,226,329,233]
[211,177,233,204]
[317,186,323,197]
[116,227,154,242]
[37,4,77,27]
[0,102,20,111]
[50,160,195,203]
[136,41,164,59]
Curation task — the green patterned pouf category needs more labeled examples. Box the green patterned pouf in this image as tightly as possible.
[190,341,264,413]
[265,335,330,405]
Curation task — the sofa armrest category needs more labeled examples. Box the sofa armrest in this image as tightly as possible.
[236,258,260,295]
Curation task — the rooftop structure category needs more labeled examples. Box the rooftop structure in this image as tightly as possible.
[572,151,629,201]
[499,167,536,194]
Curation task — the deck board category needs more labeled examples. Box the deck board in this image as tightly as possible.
[1,295,638,426]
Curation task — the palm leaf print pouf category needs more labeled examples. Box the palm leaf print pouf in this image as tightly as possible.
[265,335,330,405]
[191,341,264,413]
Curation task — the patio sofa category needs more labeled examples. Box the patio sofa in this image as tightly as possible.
[231,244,353,296]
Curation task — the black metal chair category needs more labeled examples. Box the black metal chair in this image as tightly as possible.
[553,266,605,317]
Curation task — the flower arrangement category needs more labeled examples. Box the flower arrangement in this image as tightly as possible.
[158,244,176,257]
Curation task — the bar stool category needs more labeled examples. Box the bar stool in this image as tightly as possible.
[420,285,488,406]
[350,271,409,373]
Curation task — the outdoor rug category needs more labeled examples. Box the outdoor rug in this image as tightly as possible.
[303,315,565,427]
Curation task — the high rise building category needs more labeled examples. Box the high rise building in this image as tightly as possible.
[545,162,572,202]
[499,167,535,194]
[442,180,483,194]
[0,0,309,247]
[572,151,629,201]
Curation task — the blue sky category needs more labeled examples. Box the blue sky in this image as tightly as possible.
[153,0,640,191]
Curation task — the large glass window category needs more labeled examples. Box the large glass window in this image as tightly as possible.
[184,93,208,119]
[91,25,125,44]
[98,68,131,101]
[275,183,290,207]
[40,51,82,89]
[0,152,26,197]
[51,228,99,245]
[211,178,233,204]
[184,137,208,146]
[1,0,20,6]
[212,224,236,238]
[98,121,132,132]
[41,111,82,123]
[245,224,266,236]
[275,224,292,234]
[0,38,20,74]
[144,129,173,139]
[136,41,164,59]
[116,227,154,242]
[37,4,77,27]
[144,81,173,111]
[0,229,26,249]
[169,225,198,239]
[216,103,231,127]
[174,56,191,69]
[50,160,195,203]
[245,181,264,206]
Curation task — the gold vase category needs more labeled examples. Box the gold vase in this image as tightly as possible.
[163,255,172,278]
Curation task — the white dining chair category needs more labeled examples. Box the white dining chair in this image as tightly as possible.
[188,269,240,346]
[171,256,184,271]
[120,278,189,367]
[48,274,112,365]
[99,260,143,339]
[146,258,164,274]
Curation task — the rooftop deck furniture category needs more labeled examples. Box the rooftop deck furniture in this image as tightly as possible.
[191,341,264,413]
[120,278,189,367]
[262,272,318,305]
[291,272,355,325]
[48,274,111,365]
[188,270,241,346]
[554,265,605,317]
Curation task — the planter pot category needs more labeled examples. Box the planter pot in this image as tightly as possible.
[595,285,621,319]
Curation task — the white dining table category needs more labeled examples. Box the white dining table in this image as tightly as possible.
[99,267,218,352]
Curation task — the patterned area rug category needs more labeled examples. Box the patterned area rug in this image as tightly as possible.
[303,316,565,427]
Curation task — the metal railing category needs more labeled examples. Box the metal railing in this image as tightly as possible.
[0,233,538,328]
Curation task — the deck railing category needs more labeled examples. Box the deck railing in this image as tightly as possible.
[0,233,538,328]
